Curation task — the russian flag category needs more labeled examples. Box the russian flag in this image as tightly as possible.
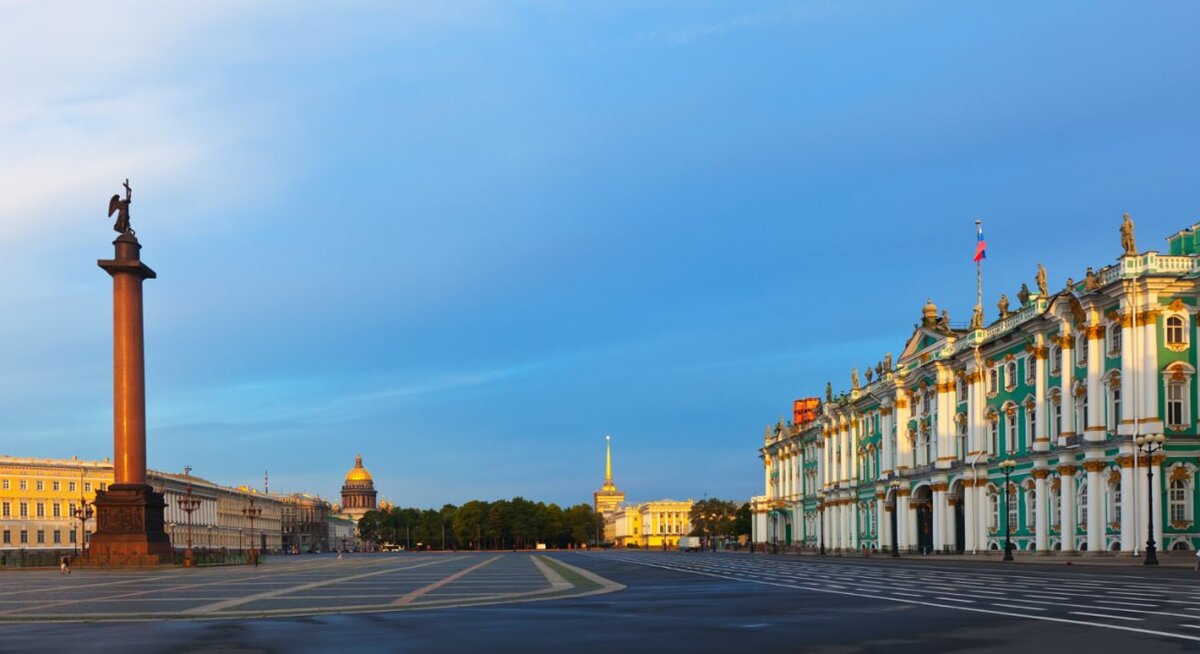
[974,230,987,262]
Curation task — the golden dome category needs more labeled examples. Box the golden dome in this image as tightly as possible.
[345,453,373,482]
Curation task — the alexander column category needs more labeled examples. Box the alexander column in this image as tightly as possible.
[88,180,173,563]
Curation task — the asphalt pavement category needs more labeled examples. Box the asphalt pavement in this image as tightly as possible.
[2,551,1200,653]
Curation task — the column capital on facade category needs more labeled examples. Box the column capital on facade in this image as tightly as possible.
[1082,460,1108,473]
[1030,468,1050,480]
[1057,464,1078,476]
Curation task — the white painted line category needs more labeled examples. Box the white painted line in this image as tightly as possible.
[992,603,1046,612]
[936,597,975,604]
[891,592,922,597]
[1069,611,1143,622]
[1182,625,1200,630]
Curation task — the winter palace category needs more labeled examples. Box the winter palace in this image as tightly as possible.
[752,218,1200,557]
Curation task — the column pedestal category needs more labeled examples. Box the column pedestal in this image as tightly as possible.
[89,483,173,564]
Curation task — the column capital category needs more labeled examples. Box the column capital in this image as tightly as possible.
[1030,468,1050,480]
[1082,460,1108,473]
[1057,464,1078,476]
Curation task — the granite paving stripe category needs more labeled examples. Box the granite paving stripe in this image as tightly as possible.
[392,556,499,606]
[184,556,465,615]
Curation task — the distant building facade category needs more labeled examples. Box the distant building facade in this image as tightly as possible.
[593,435,625,527]
[0,456,283,553]
[280,493,332,553]
[611,499,694,548]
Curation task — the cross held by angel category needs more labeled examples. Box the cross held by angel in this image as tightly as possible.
[108,179,134,236]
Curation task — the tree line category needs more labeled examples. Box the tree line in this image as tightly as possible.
[356,498,605,550]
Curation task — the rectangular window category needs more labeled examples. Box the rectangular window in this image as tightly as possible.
[1,502,8,517]
[69,529,77,544]
[19,502,28,518]
[19,480,27,491]
[1168,383,1185,426]
[35,503,45,518]
[52,503,61,518]
[36,530,45,544]
[35,480,43,491]
[19,530,28,544]
[52,530,61,544]
[1,479,7,490]
[1,530,8,544]
[84,482,92,492]
[1170,481,1188,523]
[68,481,76,492]
[69,502,77,516]
[1026,356,1036,385]
[989,369,998,394]
[52,481,60,492]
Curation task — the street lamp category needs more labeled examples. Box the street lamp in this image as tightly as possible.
[242,497,262,565]
[176,481,202,568]
[889,480,902,558]
[1135,434,1167,565]
[816,492,826,556]
[999,459,1017,562]
[72,466,93,557]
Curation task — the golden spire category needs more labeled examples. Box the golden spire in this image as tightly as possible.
[605,435,613,485]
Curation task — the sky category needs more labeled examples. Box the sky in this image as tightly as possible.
[2,1,1199,508]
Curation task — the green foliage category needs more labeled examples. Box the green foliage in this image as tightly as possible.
[689,498,739,538]
[364,498,602,550]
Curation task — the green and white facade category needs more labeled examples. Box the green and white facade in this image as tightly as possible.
[753,222,1200,556]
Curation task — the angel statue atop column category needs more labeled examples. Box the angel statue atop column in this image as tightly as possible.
[108,179,134,236]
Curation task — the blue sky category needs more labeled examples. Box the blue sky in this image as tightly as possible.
[2,1,1198,507]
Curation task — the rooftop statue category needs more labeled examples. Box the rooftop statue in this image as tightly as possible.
[1121,213,1137,256]
[1017,283,1031,306]
[1036,263,1048,297]
[998,293,1010,319]
[108,179,134,236]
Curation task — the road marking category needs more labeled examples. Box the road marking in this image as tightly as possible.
[530,556,573,592]
[1069,611,1143,622]
[185,557,464,614]
[992,603,1045,612]
[936,597,974,604]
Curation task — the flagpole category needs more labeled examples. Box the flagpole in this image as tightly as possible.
[976,219,983,318]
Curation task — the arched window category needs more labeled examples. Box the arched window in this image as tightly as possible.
[1109,323,1122,356]
[1025,355,1037,385]
[1169,478,1190,524]
[989,368,998,395]
[988,489,999,531]
[956,416,967,460]
[1007,484,1019,532]
[1051,346,1062,376]
[1005,361,1017,391]
[1107,376,1122,429]
[1025,403,1037,447]
[1167,315,1188,348]
[1005,408,1018,453]
[1048,483,1060,528]
[987,414,999,455]
[1027,486,1037,533]
[1077,334,1088,368]
[1079,479,1088,527]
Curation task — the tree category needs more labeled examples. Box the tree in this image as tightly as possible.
[689,498,738,541]
[734,502,752,539]
[454,501,488,550]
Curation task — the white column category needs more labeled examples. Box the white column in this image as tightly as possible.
[1034,469,1049,552]
[1120,455,1135,552]
[933,484,947,552]
[850,502,859,550]
[896,492,910,550]
[895,393,912,472]
[964,481,977,553]
[937,379,954,466]
[764,457,772,499]
[849,421,860,483]
[1085,461,1104,553]
[908,498,919,552]
[1086,324,1105,443]
[1034,346,1049,451]
[1142,307,1160,430]
[1060,329,1076,444]
[881,404,895,476]
[1120,305,1136,433]
[1060,464,1078,553]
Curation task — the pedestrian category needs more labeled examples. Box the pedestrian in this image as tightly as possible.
[60,555,71,575]
[337,548,343,561]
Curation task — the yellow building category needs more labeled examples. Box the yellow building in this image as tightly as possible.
[0,456,283,553]
[611,499,694,548]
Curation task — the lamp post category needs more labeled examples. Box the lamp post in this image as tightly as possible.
[1135,434,1167,565]
[890,480,901,558]
[242,497,262,565]
[999,459,1017,562]
[176,481,201,568]
[817,492,826,555]
[72,466,93,557]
